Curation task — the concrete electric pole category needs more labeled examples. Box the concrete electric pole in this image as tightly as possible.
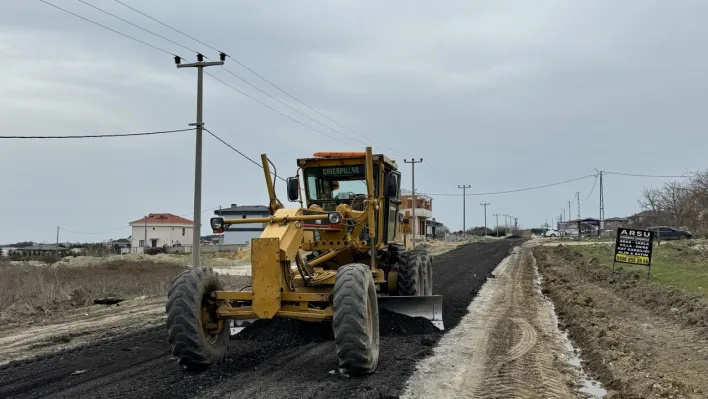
[576,192,581,219]
[458,185,471,238]
[599,170,605,231]
[404,158,423,248]
[493,213,500,237]
[480,202,490,236]
[175,53,225,268]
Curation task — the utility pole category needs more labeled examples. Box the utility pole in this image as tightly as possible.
[56,226,59,257]
[599,170,605,231]
[514,217,518,234]
[175,52,225,267]
[493,213,500,237]
[480,202,490,236]
[568,200,572,222]
[576,192,581,219]
[144,214,148,252]
[405,158,423,248]
[458,185,471,238]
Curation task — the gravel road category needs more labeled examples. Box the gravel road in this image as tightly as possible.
[0,240,519,399]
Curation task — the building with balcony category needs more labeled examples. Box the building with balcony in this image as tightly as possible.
[400,189,433,241]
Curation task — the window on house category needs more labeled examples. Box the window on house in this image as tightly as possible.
[139,240,145,247]
[242,215,247,219]
[182,228,185,236]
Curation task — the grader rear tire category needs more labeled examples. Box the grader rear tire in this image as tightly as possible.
[398,250,423,296]
[333,263,380,374]
[166,267,230,370]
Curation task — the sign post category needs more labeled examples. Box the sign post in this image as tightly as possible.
[613,228,654,278]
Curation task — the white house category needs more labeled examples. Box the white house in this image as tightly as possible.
[215,204,269,245]
[129,213,194,253]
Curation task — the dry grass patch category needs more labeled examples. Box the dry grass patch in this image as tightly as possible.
[0,260,248,322]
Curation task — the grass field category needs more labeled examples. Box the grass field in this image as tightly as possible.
[568,241,708,297]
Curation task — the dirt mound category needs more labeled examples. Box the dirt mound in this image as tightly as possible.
[535,245,708,398]
[378,308,440,336]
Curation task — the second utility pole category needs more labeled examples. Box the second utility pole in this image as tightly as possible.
[480,202,490,236]
[458,185,471,238]
[176,53,225,268]
[493,213,500,237]
[404,158,423,249]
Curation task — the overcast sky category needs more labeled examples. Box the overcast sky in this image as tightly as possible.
[1,0,706,244]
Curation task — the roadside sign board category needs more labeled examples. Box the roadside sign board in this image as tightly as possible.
[614,228,654,273]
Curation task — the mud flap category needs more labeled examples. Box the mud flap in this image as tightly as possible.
[377,295,444,330]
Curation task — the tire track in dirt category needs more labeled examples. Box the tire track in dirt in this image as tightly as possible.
[403,244,581,399]
[0,240,518,399]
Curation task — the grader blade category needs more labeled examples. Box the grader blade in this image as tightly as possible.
[377,295,444,330]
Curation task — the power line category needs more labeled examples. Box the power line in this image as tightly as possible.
[112,0,224,53]
[0,128,194,139]
[582,174,599,201]
[76,0,202,55]
[110,0,405,155]
[39,0,177,56]
[42,0,358,149]
[429,174,597,197]
[422,160,456,184]
[604,171,688,178]
[204,72,355,147]
[218,66,370,148]
[79,0,368,149]
[204,128,285,182]
[59,206,221,236]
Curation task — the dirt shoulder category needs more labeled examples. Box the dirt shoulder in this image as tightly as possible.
[535,245,708,398]
[404,243,586,398]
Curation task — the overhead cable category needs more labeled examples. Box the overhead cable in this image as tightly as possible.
[0,128,194,139]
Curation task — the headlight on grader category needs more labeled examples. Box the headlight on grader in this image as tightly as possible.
[328,212,342,224]
[210,217,224,233]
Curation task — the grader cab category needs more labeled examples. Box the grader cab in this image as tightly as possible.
[165,147,442,374]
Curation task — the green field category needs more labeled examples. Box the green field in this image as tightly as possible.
[569,240,708,297]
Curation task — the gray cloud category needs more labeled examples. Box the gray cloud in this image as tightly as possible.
[1,0,706,243]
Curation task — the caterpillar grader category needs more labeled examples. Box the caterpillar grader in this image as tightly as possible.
[165,147,443,374]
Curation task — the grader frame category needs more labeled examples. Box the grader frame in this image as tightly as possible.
[166,146,441,374]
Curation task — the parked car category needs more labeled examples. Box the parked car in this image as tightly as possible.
[542,229,560,237]
[647,226,693,240]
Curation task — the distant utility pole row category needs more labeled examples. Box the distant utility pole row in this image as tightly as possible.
[480,202,490,236]
[548,170,604,233]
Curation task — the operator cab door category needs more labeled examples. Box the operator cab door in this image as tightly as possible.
[382,171,401,244]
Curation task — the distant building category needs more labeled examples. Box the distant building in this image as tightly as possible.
[215,204,269,245]
[400,189,433,241]
[604,217,630,231]
[129,213,193,252]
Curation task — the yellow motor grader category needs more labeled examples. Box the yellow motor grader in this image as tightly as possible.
[165,147,442,374]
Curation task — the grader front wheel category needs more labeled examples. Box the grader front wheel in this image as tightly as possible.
[333,263,380,374]
[166,267,230,370]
